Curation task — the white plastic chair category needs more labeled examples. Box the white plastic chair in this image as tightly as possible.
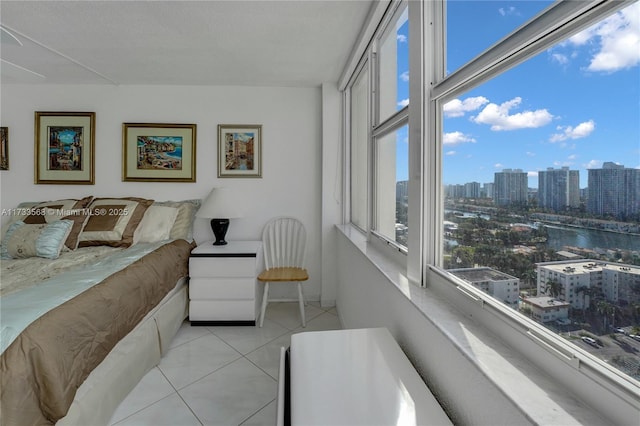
[258,217,309,328]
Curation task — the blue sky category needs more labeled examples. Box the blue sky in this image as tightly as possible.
[395,1,639,189]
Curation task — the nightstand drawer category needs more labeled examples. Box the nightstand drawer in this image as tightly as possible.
[189,300,255,321]
[189,277,255,299]
[189,257,255,278]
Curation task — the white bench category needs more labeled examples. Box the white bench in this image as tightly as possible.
[277,328,452,425]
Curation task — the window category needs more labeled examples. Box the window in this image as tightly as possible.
[378,2,409,122]
[440,1,640,383]
[350,63,369,231]
[347,0,410,253]
[343,0,639,417]
[374,123,409,246]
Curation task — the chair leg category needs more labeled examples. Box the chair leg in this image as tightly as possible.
[297,282,306,328]
[259,282,270,328]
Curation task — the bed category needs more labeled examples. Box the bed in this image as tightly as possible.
[0,196,200,426]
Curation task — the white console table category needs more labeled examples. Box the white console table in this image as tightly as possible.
[277,327,452,425]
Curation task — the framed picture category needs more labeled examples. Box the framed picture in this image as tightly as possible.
[35,112,95,184]
[218,124,262,178]
[1,127,8,170]
[123,123,196,182]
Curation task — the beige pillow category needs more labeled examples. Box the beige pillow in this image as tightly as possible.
[134,205,179,243]
[153,199,201,241]
[78,197,153,248]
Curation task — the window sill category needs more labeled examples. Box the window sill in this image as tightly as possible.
[336,224,638,425]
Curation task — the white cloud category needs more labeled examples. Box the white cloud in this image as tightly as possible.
[527,171,538,178]
[570,2,640,72]
[567,154,577,160]
[398,98,410,108]
[494,163,504,169]
[526,151,536,157]
[584,159,604,169]
[397,34,407,43]
[445,150,457,156]
[498,6,519,17]
[550,120,595,142]
[400,71,409,82]
[443,96,489,118]
[443,131,476,145]
[551,53,569,65]
[471,97,554,131]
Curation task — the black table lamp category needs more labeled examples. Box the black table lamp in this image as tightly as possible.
[196,188,243,245]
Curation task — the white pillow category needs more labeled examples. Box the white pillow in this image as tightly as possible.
[134,205,179,243]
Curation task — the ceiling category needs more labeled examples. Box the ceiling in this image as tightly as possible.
[0,0,373,86]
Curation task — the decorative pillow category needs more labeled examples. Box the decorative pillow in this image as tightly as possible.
[133,205,179,244]
[22,196,94,225]
[153,199,201,241]
[1,220,73,260]
[52,208,92,250]
[78,197,153,248]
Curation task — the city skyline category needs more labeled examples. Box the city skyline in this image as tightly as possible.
[393,2,640,189]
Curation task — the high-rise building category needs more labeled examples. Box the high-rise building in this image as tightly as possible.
[464,181,481,198]
[538,167,580,212]
[587,162,640,219]
[483,182,494,199]
[494,169,528,206]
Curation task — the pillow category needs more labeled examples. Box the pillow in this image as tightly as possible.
[134,205,179,243]
[78,197,153,248]
[153,199,201,241]
[52,208,92,250]
[21,196,94,225]
[1,201,39,240]
[1,220,73,260]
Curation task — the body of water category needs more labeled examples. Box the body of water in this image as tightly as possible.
[544,225,640,252]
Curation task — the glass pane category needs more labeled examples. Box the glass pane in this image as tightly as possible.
[378,2,409,123]
[351,65,369,230]
[442,2,640,380]
[447,0,554,74]
[375,124,409,247]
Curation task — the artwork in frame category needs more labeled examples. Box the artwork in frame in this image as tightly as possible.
[122,123,196,182]
[1,127,8,170]
[35,112,95,184]
[218,124,262,178]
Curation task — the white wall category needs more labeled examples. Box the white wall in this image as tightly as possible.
[0,84,323,300]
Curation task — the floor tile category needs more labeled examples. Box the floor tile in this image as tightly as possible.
[207,319,289,355]
[170,320,212,349]
[180,357,277,426]
[245,333,293,380]
[292,311,342,333]
[112,393,201,426]
[158,333,241,390]
[240,400,277,426]
[109,367,175,425]
[264,302,325,330]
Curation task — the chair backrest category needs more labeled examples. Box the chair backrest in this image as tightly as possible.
[262,217,306,270]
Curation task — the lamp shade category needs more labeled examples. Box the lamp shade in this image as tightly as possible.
[196,188,244,219]
[196,188,244,245]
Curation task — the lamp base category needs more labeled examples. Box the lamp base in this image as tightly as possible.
[210,218,229,245]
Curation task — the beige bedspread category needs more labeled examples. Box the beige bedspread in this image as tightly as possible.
[0,239,194,426]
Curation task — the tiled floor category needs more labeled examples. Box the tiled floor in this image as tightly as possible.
[108,302,342,426]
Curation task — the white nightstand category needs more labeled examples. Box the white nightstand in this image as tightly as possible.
[189,240,263,326]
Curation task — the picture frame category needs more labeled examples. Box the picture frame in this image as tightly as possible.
[218,124,262,178]
[35,112,95,184]
[1,127,8,170]
[123,123,196,182]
